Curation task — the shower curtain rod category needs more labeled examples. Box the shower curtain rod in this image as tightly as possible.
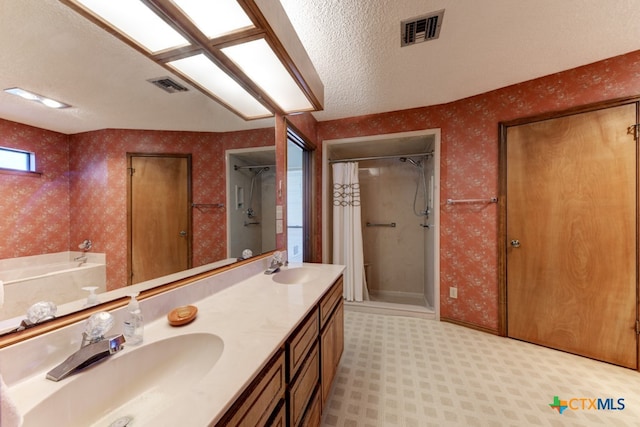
[234,164,275,170]
[329,151,433,164]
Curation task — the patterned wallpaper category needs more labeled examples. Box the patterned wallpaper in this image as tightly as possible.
[2,125,273,290]
[0,120,70,258]
[316,49,640,331]
[4,49,640,329]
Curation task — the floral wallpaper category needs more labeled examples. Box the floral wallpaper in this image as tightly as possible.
[316,49,640,331]
[4,48,640,330]
[2,125,273,291]
[0,120,70,258]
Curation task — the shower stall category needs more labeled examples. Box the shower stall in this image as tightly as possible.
[323,130,440,317]
[226,148,276,259]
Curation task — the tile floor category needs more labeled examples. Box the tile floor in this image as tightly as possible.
[321,309,640,427]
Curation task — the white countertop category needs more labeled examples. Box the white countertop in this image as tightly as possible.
[5,262,345,426]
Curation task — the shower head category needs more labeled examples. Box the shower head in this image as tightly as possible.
[254,166,270,176]
[399,157,421,168]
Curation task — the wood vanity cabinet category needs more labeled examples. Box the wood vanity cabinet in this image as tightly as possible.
[215,350,286,427]
[319,276,344,406]
[286,275,344,426]
[216,275,344,427]
[286,309,319,426]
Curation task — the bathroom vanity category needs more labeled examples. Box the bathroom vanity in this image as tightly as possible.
[217,276,344,426]
[2,260,345,427]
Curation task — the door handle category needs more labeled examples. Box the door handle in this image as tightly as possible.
[179,230,187,237]
[510,239,521,248]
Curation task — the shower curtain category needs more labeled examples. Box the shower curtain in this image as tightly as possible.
[332,162,369,301]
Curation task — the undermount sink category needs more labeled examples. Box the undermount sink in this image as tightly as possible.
[23,333,223,427]
[271,267,320,285]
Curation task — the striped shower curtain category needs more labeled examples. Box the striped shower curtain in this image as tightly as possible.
[332,162,368,302]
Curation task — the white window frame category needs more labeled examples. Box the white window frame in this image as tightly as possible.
[0,146,36,172]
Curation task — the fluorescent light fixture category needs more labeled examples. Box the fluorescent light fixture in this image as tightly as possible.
[75,0,188,53]
[63,0,323,119]
[4,87,71,109]
[172,0,254,38]
[222,38,313,112]
[168,54,271,118]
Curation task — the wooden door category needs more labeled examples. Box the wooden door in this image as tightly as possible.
[128,154,191,284]
[506,103,637,368]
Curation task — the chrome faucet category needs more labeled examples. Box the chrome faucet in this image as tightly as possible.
[13,301,57,332]
[46,312,126,382]
[264,258,282,275]
[73,254,88,263]
[264,251,287,274]
[74,239,92,263]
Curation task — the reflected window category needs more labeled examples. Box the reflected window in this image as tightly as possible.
[0,147,35,172]
[287,128,313,262]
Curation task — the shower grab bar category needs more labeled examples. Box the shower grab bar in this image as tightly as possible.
[446,197,498,205]
[366,222,396,227]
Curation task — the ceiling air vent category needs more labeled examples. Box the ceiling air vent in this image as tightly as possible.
[147,77,189,94]
[401,9,444,47]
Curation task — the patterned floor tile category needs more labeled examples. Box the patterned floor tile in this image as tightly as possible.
[321,309,640,427]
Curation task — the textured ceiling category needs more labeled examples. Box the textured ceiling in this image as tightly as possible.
[2,0,640,134]
[280,0,640,121]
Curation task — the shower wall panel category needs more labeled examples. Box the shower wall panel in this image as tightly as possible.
[359,159,425,297]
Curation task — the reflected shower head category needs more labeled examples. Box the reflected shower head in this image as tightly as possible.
[399,157,421,168]
[254,166,269,176]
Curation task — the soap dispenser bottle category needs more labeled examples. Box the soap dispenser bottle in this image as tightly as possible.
[123,292,143,345]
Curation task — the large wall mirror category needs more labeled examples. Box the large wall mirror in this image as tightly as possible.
[0,0,279,336]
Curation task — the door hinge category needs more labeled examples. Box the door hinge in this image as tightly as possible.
[636,320,640,335]
[128,167,135,176]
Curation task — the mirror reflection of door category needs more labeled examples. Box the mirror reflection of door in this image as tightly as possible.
[128,154,192,285]
[287,128,313,262]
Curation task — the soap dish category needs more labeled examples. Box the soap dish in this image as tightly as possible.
[167,305,198,326]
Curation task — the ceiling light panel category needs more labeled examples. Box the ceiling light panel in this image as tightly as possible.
[172,0,255,39]
[222,38,313,112]
[74,0,189,53]
[168,54,271,118]
[4,87,71,109]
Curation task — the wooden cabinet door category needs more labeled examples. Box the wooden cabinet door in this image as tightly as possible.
[506,103,637,368]
[288,345,319,427]
[321,300,344,404]
[217,351,286,427]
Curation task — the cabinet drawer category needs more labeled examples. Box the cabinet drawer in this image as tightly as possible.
[287,309,319,379]
[319,276,343,329]
[267,400,286,427]
[288,344,320,427]
[218,351,285,427]
[299,385,321,427]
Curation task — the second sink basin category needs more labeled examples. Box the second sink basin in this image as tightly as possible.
[271,266,320,285]
[23,332,223,427]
